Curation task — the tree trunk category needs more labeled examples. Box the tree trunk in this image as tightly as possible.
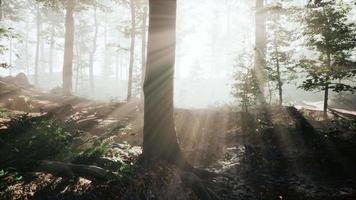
[115,51,120,81]
[254,0,266,104]
[102,19,109,78]
[75,40,80,93]
[323,83,329,118]
[142,0,184,163]
[34,5,41,85]
[40,30,45,76]
[89,7,98,95]
[127,0,136,101]
[49,25,55,77]
[9,34,12,75]
[324,53,331,118]
[141,0,148,86]
[25,23,30,75]
[62,0,75,96]
[0,0,2,21]
[275,43,283,106]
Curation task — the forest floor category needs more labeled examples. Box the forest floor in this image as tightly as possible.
[0,74,356,200]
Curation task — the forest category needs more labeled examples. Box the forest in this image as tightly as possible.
[0,0,356,199]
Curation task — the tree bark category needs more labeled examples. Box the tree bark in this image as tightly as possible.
[141,0,148,86]
[62,0,75,96]
[89,7,98,95]
[323,83,329,118]
[127,0,136,101]
[324,53,331,118]
[34,5,41,85]
[142,0,184,163]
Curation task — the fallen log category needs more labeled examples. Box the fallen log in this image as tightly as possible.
[329,108,356,121]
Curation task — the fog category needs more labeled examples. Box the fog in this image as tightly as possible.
[0,0,354,108]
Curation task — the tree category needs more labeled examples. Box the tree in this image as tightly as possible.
[62,0,75,95]
[73,11,91,94]
[41,6,64,78]
[88,6,98,94]
[0,0,26,72]
[140,0,148,86]
[0,28,13,69]
[0,0,2,21]
[142,0,184,163]
[299,0,356,117]
[265,4,295,105]
[232,51,260,112]
[127,0,136,101]
[254,0,267,104]
[36,0,95,95]
[0,0,24,22]
[34,4,41,85]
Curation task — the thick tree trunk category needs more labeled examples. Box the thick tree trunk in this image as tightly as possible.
[34,5,41,85]
[141,1,148,86]
[62,0,75,96]
[142,0,183,163]
[127,0,136,101]
[254,0,266,104]
[89,8,98,95]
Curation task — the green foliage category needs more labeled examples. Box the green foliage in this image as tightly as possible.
[0,115,76,161]
[0,26,20,69]
[77,141,110,161]
[0,0,27,21]
[0,107,8,117]
[232,52,261,112]
[0,169,6,178]
[265,4,297,103]
[36,0,98,11]
[298,0,356,93]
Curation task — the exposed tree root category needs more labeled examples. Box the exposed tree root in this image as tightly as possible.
[138,151,220,200]
[5,160,112,182]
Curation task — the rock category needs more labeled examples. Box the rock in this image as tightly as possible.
[0,73,32,89]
